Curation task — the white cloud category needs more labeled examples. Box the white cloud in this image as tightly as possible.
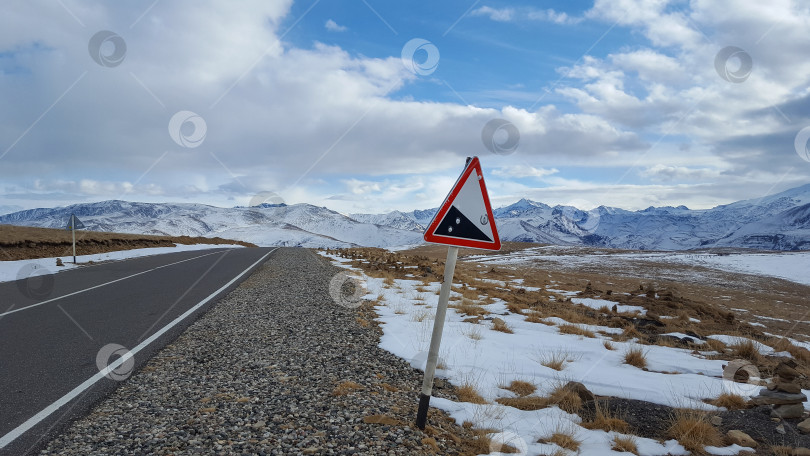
[471,6,514,22]
[527,8,581,25]
[640,164,721,181]
[472,5,580,24]
[325,19,347,32]
[492,166,558,179]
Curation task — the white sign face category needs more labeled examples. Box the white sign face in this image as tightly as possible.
[66,214,85,230]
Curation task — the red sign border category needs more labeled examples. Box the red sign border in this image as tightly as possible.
[423,157,501,250]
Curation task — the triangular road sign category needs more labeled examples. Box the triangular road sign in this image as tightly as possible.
[65,214,85,231]
[424,157,501,250]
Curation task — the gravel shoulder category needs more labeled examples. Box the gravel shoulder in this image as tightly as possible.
[41,247,472,455]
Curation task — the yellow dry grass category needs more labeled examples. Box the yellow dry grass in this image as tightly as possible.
[624,346,648,369]
[545,431,581,452]
[496,383,582,413]
[451,300,490,317]
[611,435,639,454]
[707,392,748,410]
[666,409,721,455]
[581,402,630,433]
[729,339,761,363]
[502,380,536,397]
[492,318,513,334]
[558,324,596,338]
[456,383,487,404]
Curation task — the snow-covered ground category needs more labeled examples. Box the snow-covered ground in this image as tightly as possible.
[470,247,810,287]
[0,244,244,283]
[321,252,809,456]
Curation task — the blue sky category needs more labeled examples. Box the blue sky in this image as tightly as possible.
[1,0,809,215]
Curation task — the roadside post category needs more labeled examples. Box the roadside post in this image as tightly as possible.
[415,156,501,430]
[65,214,85,264]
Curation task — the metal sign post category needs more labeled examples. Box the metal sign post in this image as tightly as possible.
[72,223,76,264]
[65,214,85,264]
[416,245,458,429]
[415,156,500,429]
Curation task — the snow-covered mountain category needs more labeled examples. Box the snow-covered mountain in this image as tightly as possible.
[352,184,810,251]
[2,184,809,250]
[0,200,423,249]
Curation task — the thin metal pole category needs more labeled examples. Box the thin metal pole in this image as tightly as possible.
[72,224,76,264]
[416,245,459,429]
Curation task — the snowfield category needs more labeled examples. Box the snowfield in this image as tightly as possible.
[0,244,244,283]
[469,247,810,287]
[320,252,809,456]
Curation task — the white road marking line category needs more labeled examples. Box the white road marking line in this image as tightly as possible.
[0,248,276,449]
[2,250,225,318]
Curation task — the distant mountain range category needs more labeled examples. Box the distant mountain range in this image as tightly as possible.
[2,184,809,250]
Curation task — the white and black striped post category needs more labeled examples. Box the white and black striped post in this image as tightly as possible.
[416,245,458,429]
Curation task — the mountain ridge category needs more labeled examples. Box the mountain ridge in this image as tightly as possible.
[2,184,809,250]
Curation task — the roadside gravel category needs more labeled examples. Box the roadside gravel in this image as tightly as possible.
[41,248,470,455]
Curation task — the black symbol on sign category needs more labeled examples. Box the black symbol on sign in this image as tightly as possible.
[435,206,492,242]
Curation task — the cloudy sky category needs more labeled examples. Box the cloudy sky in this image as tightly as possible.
[1,0,809,215]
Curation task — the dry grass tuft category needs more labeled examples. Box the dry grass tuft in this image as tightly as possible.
[492,318,514,334]
[770,338,810,363]
[452,300,490,317]
[558,324,596,338]
[420,437,439,452]
[729,339,761,362]
[503,380,536,397]
[537,349,573,371]
[707,392,748,410]
[459,429,519,456]
[705,338,727,353]
[412,310,434,322]
[332,381,365,396]
[666,409,722,454]
[623,346,648,369]
[463,325,483,341]
[506,301,529,314]
[543,430,581,452]
[547,383,584,414]
[456,383,487,404]
[611,435,638,454]
[581,402,630,433]
[621,324,644,340]
[525,312,552,324]
[603,340,616,350]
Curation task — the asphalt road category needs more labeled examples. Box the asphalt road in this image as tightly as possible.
[0,246,276,455]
